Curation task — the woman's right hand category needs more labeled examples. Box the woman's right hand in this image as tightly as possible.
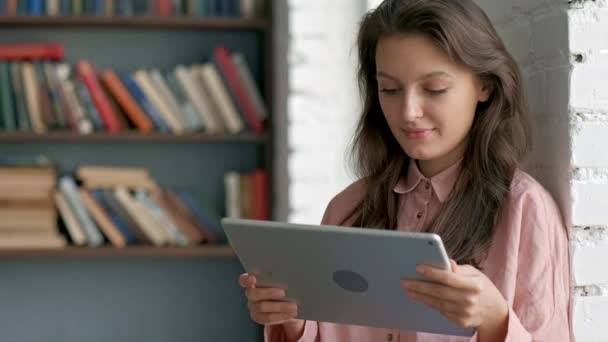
[239,273,305,340]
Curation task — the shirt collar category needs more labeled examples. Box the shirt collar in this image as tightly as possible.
[393,158,462,203]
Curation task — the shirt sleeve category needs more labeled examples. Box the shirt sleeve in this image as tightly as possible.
[264,321,319,342]
[501,187,571,342]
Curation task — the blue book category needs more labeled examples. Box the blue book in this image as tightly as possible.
[116,0,134,16]
[59,0,71,15]
[90,190,137,245]
[93,0,104,15]
[119,73,171,133]
[174,189,226,243]
[26,0,44,15]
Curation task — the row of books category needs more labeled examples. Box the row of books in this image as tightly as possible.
[0,155,269,248]
[0,43,267,134]
[0,0,264,18]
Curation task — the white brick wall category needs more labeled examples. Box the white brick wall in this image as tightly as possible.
[569,2,608,341]
[279,0,608,340]
[284,0,364,224]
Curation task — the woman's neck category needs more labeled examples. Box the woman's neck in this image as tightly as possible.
[416,145,466,178]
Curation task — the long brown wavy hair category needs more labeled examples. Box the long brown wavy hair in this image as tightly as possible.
[349,0,531,266]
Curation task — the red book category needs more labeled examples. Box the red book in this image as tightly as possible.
[0,43,64,61]
[154,0,172,16]
[213,46,264,134]
[251,169,269,220]
[76,61,121,133]
[5,0,17,15]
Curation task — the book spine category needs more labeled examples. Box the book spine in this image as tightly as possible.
[59,176,104,247]
[76,61,121,133]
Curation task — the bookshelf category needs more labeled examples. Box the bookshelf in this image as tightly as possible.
[0,3,272,342]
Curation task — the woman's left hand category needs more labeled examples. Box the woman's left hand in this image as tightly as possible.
[401,260,508,337]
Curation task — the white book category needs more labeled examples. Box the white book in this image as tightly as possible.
[55,191,88,246]
[148,69,192,133]
[135,190,189,247]
[174,65,223,134]
[232,52,268,120]
[199,63,245,134]
[59,176,104,247]
[224,172,241,219]
[47,0,60,15]
[165,72,204,131]
[239,0,256,18]
[21,62,46,133]
[133,70,185,134]
[114,187,167,246]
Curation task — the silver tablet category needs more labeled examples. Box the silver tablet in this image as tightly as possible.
[222,218,474,337]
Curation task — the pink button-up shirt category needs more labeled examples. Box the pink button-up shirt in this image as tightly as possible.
[266,160,571,342]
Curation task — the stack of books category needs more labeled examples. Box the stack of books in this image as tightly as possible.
[57,165,229,247]
[0,155,66,249]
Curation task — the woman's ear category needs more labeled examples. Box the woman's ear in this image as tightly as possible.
[478,79,493,102]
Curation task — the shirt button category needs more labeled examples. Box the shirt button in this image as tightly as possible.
[416,211,423,219]
[425,182,431,190]
[387,333,394,341]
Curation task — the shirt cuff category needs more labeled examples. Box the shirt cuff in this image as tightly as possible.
[264,321,318,342]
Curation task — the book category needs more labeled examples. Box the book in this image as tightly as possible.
[0,43,64,61]
[59,176,104,247]
[76,61,121,133]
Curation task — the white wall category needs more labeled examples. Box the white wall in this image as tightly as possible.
[281,0,365,224]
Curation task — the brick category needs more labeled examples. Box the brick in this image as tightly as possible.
[572,121,608,167]
[572,182,608,225]
[573,296,608,341]
[572,227,608,284]
[571,64,608,109]
[569,6,608,57]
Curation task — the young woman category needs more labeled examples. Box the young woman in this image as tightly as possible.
[240,0,571,341]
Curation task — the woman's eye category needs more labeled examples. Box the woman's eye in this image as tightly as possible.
[380,88,400,95]
[426,88,448,95]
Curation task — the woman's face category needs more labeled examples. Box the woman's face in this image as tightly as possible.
[375,33,490,176]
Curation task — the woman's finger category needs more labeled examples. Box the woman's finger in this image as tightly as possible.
[410,291,461,316]
[251,312,298,325]
[250,300,298,314]
[239,273,256,288]
[246,287,286,302]
[402,279,466,303]
[417,265,476,290]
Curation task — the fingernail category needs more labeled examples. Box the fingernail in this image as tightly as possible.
[402,281,411,289]
[416,266,426,275]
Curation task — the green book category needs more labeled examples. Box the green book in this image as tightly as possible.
[72,0,82,15]
[0,62,16,131]
[9,63,31,132]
